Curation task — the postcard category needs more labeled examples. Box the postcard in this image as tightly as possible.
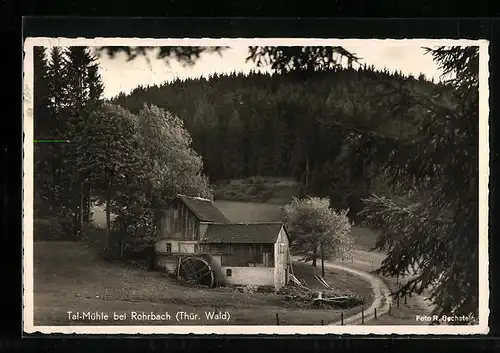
[23,37,489,335]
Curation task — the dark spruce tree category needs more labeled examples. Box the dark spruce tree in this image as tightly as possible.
[44,47,71,231]
[64,46,105,239]
[34,46,105,239]
[355,47,480,323]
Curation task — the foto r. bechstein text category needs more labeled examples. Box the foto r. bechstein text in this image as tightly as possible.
[416,314,474,323]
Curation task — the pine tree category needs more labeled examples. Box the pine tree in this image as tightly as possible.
[44,47,71,228]
[38,46,105,238]
[356,46,480,322]
[33,46,52,217]
[64,46,105,239]
[225,109,244,178]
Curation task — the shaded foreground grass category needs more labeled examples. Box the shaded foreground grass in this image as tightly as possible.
[34,241,369,326]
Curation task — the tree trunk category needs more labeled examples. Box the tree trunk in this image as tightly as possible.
[106,180,111,249]
[69,176,80,240]
[312,245,317,267]
[81,184,91,240]
[79,181,84,239]
[152,190,159,236]
[73,210,78,240]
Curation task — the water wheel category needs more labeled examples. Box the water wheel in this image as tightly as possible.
[177,256,215,288]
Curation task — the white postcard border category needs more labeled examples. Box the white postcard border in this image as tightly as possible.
[23,37,490,335]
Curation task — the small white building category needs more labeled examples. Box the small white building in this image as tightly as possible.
[154,195,290,290]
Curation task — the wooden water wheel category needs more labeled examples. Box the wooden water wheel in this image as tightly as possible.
[177,256,216,288]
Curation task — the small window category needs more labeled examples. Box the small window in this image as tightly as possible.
[226,269,232,277]
[165,243,172,252]
[279,243,285,253]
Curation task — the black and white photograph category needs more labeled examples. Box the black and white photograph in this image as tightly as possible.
[23,38,489,334]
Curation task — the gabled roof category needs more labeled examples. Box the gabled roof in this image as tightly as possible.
[176,194,230,223]
[200,222,285,244]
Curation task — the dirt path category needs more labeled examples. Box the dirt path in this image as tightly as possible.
[326,262,392,325]
[339,249,436,314]
[330,250,436,325]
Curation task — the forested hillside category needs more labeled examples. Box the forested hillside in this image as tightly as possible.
[112,66,445,215]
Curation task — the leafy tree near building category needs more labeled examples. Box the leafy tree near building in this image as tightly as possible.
[109,104,212,256]
[283,196,353,277]
[76,103,147,249]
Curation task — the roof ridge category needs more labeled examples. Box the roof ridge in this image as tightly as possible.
[176,194,212,202]
[175,194,230,223]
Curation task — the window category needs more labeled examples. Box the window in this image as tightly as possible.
[279,243,285,253]
[165,243,172,252]
[226,269,232,277]
[263,253,270,267]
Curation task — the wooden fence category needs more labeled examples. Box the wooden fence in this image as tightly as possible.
[275,292,410,325]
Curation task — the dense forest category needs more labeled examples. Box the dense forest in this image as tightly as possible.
[111,66,444,217]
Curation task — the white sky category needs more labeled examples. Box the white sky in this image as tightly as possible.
[93,44,445,99]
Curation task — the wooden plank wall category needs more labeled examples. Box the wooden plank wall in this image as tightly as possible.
[162,200,198,240]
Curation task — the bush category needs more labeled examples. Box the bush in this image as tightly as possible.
[259,190,274,201]
[246,185,260,195]
[213,189,226,200]
[34,217,67,241]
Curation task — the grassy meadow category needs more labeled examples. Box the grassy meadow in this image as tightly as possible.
[34,241,369,325]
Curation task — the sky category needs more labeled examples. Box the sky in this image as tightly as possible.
[93,44,446,99]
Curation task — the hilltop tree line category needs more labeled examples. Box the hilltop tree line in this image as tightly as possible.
[33,46,211,252]
[111,65,440,218]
